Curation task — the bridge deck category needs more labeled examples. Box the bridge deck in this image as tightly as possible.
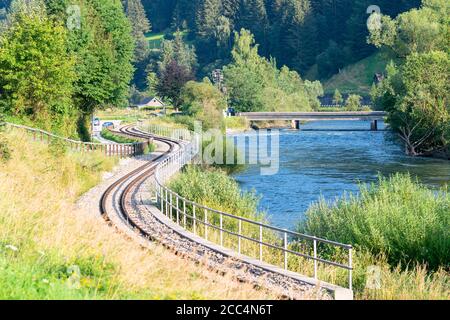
[238,111,387,121]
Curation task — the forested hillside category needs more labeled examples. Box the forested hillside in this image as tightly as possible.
[142,0,420,78]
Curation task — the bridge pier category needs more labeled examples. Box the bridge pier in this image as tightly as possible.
[292,120,301,130]
[371,120,378,131]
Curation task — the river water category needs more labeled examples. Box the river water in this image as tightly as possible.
[232,121,450,229]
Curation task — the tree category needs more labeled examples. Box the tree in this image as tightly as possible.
[237,0,269,55]
[180,79,226,130]
[157,60,194,108]
[373,52,449,156]
[224,29,321,112]
[345,94,362,111]
[146,71,159,97]
[369,0,450,156]
[369,0,448,58]
[0,5,76,134]
[333,89,343,105]
[69,0,134,139]
[158,31,197,74]
[196,0,220,39]
[124,0,152,62]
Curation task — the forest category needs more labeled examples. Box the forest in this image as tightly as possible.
[0,0,448,156]
[141,0,420,78]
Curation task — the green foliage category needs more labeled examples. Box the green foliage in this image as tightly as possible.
[372,53,449,155]
[180,80,226,130]
[146,71,159,97]
[223,29,322,112]
[169,166,260,221]
[0,248,122,299]
[124,0,151,62]
[300,174,450,270]
[70,0,134,113]
[369,2,450,155]
[138,0,421,86]
[0,0,135,140]
[333,89,343,105]
[345,94,363,111]
[0,6,76,135]
[0,113,9,161]
[100,129,137,144]
[369,1,449,58]
[158,31,197,75]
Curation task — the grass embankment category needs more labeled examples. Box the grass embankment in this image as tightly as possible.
[225,117,250,132]
[100,129,156,154]
[100,129,137,144]
[169,167,449,300]
[0,131,273,299]
[300,174,449,299]
[324,51,390,95]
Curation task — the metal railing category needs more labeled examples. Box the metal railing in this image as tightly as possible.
[139,122,353,290]
[5,122,149,158]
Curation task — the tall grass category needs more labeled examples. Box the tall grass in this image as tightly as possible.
[169,168,450,299]
[0,131,274,300]
[301,174,450,270]
[299,173,449,299]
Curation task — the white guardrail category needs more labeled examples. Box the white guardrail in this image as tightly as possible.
[139,122,353,291]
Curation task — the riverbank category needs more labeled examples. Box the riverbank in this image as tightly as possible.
[0,130,273,299]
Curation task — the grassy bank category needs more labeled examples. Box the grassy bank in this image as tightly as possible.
[100,129,156,154]
[169,167,449,299]
[324,51,390,95]
[300,174,449,299]
[0,131,273,299]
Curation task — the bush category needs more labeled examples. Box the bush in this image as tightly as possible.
[169,166,261,221]
[180,80,226,131]
[345,94,363,111]
[299,174,450,270]
[0,115,10,162]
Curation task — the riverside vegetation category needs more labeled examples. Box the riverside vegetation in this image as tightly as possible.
[169,166,449,300]
[0,130,275,299]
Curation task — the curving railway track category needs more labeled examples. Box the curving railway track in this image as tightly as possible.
[96,125,345,300]
[99,125,180,236]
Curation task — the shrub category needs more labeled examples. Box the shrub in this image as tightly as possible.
[345,94,363,111]
[169,166,261,221]
[299,174,450,270]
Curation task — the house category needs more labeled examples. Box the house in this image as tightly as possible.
[373,73,385,84]
[135,97,165,109]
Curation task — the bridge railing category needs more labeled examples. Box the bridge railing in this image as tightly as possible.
[5,122,147,158]
[139,122,353,291]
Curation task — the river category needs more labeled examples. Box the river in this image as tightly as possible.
[232,121,450,229]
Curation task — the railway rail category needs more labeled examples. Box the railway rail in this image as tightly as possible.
[98,124,353,300]
[99,125,180,235]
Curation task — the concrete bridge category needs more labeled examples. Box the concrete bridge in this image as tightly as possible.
[237,111,387,131]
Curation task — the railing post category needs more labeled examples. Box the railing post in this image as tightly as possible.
[193,205,196,235]
[220,213,223,247]
[183,199,187,228]
[349,248,353,290]
[284,232,288,270]
[165,188,168,216]
[159,186,163,211]
[176,196,179,225]
[204,208,208,241]
[259,225,263,262]
[169,192,173,220]
[313,238,318,279]
[238,220,242,254]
